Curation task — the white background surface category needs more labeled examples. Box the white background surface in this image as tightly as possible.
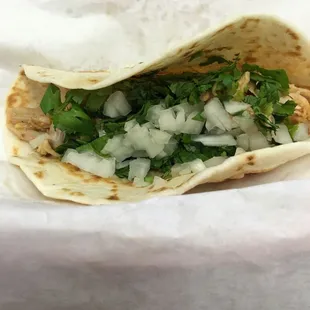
[1,1,310,309]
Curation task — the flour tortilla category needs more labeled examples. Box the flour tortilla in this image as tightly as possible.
[6,15,310,205]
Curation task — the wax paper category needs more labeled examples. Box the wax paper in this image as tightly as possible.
[1,1,310,309]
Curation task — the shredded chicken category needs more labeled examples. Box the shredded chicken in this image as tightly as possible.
[200,91,211,102]
[237,71,250,94]
[48,125,65,149]
[7,123,43,142]
[288,85,310,123]
[37,140,60,157]
[7,107,51,129]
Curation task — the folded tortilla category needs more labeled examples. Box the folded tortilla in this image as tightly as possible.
[6,15,310,205]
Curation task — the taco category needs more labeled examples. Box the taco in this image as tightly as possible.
[6,15,310,205]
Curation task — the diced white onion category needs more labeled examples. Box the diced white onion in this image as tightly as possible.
[272,124,293,144]
[181,112,205,134]
[158,108,186,134]
[132,150,149,158]
[177,100,204,117]
[193,134,237,146]
[152,176,167,189]
[249,132,269,150]
[149,129,172,144]
[292,123,309,141]
[29,133,49,149]
[142,122,155,129]
[235,147,246,155]
[236,133,250,151]
[188,159,205,173]
[233,116,258,134]
[116,160,130,169]
[62,149,115,178]
[224,101,250,115]
[229,128,243,137]
[208,127,226,135]
[128,158,150,181]
[98,130,106,137]
[124,119,138,132]
[133,177,149,187]
[204,156,227,168]
[103,91,131,118]
[146,103,166,127]
[102,135,133,162]
[204,98,234,131]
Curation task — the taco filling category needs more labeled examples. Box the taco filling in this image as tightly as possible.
[7,57,310,186]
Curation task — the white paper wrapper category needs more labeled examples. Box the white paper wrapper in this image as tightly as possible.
[1,1,310,309]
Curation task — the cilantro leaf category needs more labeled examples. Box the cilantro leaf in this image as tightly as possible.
[76,135,109,155]
[115,166,129,179]
[273,100,296,116]
[53,104,95,135]
[192,112,205,122]
[242,63,289,90]
[40,84,61,114]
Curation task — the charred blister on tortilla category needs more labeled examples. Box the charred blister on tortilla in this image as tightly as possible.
[21,56,309,186]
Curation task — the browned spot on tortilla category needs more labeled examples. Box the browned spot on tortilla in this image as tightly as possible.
[34,171,44,179]
[286,28,299,40]
[248,162,255,166]
[38,159,46,165]
[88,79,100,84]
[152,187,168,193]
[240,18,260,30]
[247,155,255,161]
[111,184,118,193]
[83,175,102,183]
[244,56,257,63]
[285,51,301,57]
[62,188,71,192]
[237,165,244,171]
[215,23,234,34]
[183,51,192,57]
[7,94,18,107]
[70,191,85,197]
[295,45,301,52]
[61,162,81,173]
[215,46,232,51]
[108,194,119,201]
[12,146,19,156]
[190,42,199,49]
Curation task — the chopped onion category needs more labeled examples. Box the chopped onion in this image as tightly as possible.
[156,138,178,158]
[208,127,226,135]
[249,132,269,150]
[177,100,204,117]
[272,124,293,144]
[158,108,178,132]
[29,133,49,149]
[152,176,167,189]
[103,91,131,118]
[149,129,172,144]
[133,177,149,187]
[132,150,149,158]
[188,159,205,173]
[98,130,106,137]
[182,112,205,134]
[103,135,133,162]
[292,123,309,141]
[146,103,165,127]
[236,133,250,151]
[224,101,250,115]
[142,122,155,129]
[124,119,138,132]
[229,128,243,137]
[62,149,115,178]
[128,158,151,181]
[204,156,227,168]
[116,160,130,169]
[204,98,234,131]
[193,134,237,146]
[233,116,258,134]
[235,147,246,155]
[126,124,150,150]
